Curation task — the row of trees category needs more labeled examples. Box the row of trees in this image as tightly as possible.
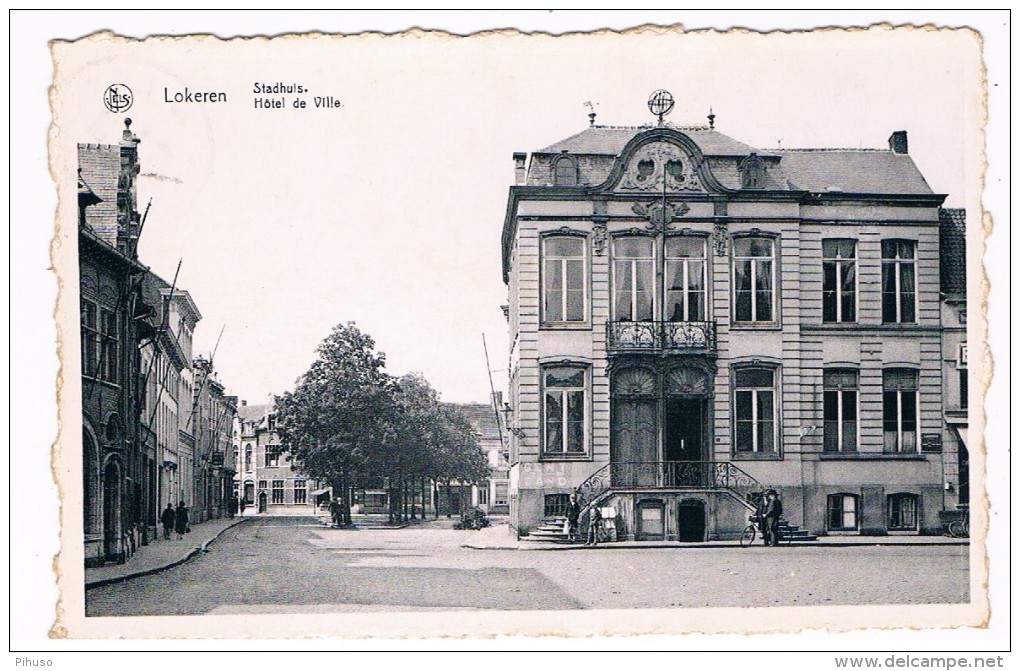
[275,322,489,524]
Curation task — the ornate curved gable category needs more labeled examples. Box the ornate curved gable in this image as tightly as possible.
[603,128,734,196]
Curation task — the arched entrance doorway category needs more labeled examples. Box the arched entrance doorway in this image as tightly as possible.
[258,491,267,513]
[83,429,99,536]
[103,460,122,562]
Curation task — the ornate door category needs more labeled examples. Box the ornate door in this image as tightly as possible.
[611,368,658,487]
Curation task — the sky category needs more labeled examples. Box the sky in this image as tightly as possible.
[12,10,1011,650]
[49,19,983,407]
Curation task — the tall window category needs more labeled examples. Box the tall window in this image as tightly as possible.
[81,299,99,378]
[553,157,578,186]
[100,309,119,382]
[293,479,306,504]
[272,480,285,504]
[883,369,919,453]
[543,366,586,455]
[665,236,706,321]
[822,239,857,323]
[826,494,859,531]
[265,445,280,467]
[494,482,509,506]
[244,444,252,471]
[958,343,968,410]
[733,237,775,323]
[882,240,916,323]
[542,236,586,324]
[887,493,918,531]
[734,367,777,454]
[477,486,489,506]
[823,369,858,452]
[613,236,654,321]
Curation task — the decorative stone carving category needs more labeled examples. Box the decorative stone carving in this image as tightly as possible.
[612,367,658,397]
[713,222,730,257]
[619,142,703,192]
[632,200,690,233]
[592,221,607,256]
[665,368,711,397]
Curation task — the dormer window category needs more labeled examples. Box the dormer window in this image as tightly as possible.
[739,153,766,189]
[553,155,578,186]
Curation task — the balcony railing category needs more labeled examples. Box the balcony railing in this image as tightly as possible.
[607,320,717,352]
[575,461,765,513]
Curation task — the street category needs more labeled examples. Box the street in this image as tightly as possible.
[85,517,970,616]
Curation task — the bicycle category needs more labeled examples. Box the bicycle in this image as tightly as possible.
[740,515,791,547]
[947,510,970,538]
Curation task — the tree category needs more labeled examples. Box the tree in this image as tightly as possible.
[276,322,395,525]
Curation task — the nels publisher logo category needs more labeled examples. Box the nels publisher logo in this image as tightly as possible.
[103,84,133,113]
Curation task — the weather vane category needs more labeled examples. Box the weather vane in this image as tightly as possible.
[648,89,674,125]
[584,100,599,126]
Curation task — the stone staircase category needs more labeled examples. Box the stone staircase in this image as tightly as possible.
[520,516,574,543]
[778,519,817,543]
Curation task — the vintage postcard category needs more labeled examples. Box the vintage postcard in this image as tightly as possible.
[41,18,999,644]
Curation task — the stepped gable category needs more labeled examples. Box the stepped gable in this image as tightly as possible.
[939,208,967,297]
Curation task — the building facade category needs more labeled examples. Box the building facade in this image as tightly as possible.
[191,356,238,523]
[939,209,969,516]
[502,109,958,540]
[79,122,149,565]
[448,402,511,515]
[233,399,321,514]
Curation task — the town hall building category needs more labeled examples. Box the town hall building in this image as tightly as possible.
[501,93,965,541]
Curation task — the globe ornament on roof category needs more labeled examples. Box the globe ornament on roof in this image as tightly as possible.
[648,89,675,125]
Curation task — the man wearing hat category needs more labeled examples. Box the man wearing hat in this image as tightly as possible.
[762,489,783,546]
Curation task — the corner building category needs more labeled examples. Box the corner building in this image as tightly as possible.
[502,119,953,540]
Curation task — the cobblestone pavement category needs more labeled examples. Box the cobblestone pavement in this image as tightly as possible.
[84,516,969,616]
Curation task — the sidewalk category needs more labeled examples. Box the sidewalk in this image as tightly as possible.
[85,516,246,589]
[461,523,972,551]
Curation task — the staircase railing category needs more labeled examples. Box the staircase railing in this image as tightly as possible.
[573,461,767,513]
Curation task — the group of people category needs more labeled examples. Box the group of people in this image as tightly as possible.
[226,495,246,519]
[562,488,784,547]
[159,501,190,540]
[564,493,604,546]
[755,488,784,547]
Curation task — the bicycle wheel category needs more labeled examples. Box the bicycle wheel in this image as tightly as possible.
[948,520,965,538]
[739,524,756,547]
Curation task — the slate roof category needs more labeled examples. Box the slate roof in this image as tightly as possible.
[237,403,270,424]
[532,125,936,196]
[77,143,122,244]
[448,402,502,440]
[939,208,967,296]
[772,149,934,195]
[537,124,766,157]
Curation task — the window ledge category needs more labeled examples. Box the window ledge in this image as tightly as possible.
[539,454,593,462]
[819,453,926,461]
[729,324,781,332]
[539,323,592,331]
[731,453,783,461]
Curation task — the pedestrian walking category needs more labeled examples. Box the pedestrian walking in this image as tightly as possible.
[239,496,247,517]
[160,503,176,540]
[762,489,783,547]
[174,501,190,540]
[585,506,603,547]
[565,492,581,543]
[228,495,238,519]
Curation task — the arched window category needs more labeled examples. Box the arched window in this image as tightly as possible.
[244,443,252,471]
[826,493,859,531]
[553,156,578,186]
[739,154,766,189]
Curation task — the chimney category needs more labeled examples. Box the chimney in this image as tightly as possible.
[888,130,908,154]
[241,399,247,406]
[513,152,527,185]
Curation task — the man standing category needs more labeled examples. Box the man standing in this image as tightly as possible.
[585,506,603,547]
[565,492,581,543]
[174,501,190,540]
[160,503,175,540]
[762,489,783,547]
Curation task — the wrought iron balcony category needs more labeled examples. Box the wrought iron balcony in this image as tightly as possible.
[607,320,717,352]
[575,461,766,514]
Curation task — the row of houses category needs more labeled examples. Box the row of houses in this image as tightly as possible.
[79,120,239,566]
[500,102,970,540]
